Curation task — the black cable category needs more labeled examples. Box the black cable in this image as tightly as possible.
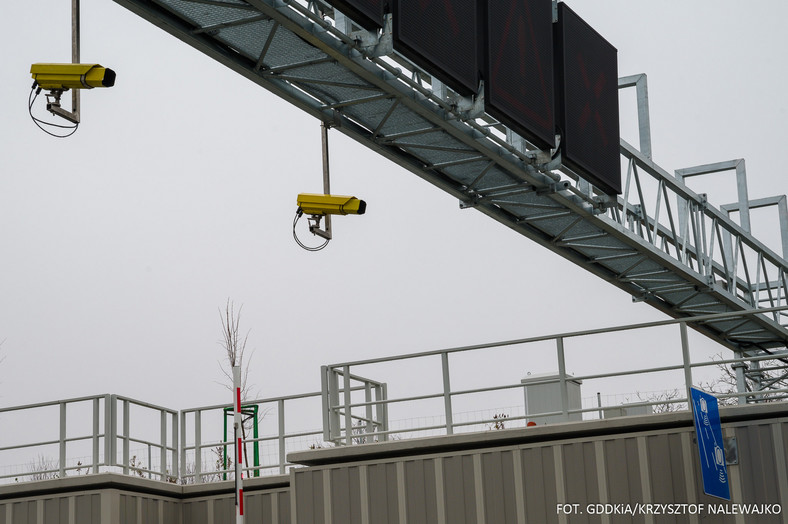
[292,209,330,252]
[28,84,79,138]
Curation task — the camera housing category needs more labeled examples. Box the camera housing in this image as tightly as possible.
[31,63,116,90]
[297,193,367,216]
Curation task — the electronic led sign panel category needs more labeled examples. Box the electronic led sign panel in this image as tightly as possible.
[555,3,621,194]
[331,0,387,30]
[393,0,480,96]
[485,0,555,149]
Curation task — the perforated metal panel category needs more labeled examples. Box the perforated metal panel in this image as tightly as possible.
[393,0,481,95]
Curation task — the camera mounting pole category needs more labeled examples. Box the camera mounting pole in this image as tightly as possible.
[308,121,333,240]
[47,0,82,123]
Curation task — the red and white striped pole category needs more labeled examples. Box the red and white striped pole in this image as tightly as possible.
[233,366,244,524]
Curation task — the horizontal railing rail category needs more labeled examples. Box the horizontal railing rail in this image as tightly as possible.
[322,307,788,445]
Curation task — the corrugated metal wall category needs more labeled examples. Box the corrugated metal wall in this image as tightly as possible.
[291,417,788,524]
[0,477,289,524]
[1,408,785,523]
[180,489,290,524]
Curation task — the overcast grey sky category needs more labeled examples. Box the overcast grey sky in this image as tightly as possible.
[1,0,787,417]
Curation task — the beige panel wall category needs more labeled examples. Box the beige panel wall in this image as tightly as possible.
[0,477,288,524]
[290,417,788,524]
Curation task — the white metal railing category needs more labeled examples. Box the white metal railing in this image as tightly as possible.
[0,391,324,485]
[178,390,324,482]
[322,307,788,446]
[4,309,786,484]
[0,394,177,483]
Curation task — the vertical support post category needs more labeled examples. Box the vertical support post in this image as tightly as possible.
[171,412,178,483]
[365,383,373,442]
[328,368,340,443]
[233,366,244,524]
[375,384,388,442]
[777,196,788,260]
[732,353,748,406]
[92,398,100,474]
[223,409,228,481]
[750,358,764,402]
[321,122,332,237]
[179,411,187,482]
[556,338,569,420]
[334,10,351,33]
[278,399,286,474]
[617,74,652,158]
[122,399,130,475]
[596,392,603,420]
[635,76,652,159]
[160,411,168,481]
[680,322,693,402]
[252,406,260,478]
[432,77,446,100]
[734,160,751,233]
[104,395,114,467]
[59,402,67,478]
[441,353,453,435]
[70,0,81,120]
[194,410,202,483]
[321,366,331,442]
[343,365,353,445]
[381,383,389,441]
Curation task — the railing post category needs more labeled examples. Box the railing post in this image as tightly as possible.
[321,366,330,442]
[441,352,453,435]
[278,399,286,474]
[104,395,113,467]
[160,410,167,480]
[122,399,130,475]
[171,411,178,483]
[180,411,187,482]
[382,383,389,441]
[732,352,748,405]
[680,322,693,402]
[59,402,67,478]
[596,392,603,420]
[375,384,388,442]
[343,365,353,445]
[328,368,340,443]
[556,338,569,420]
[93,397,100,474]
[364,382,373,443]
[194,410,202,483]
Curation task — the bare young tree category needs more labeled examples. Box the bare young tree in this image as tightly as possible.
[217,299,261,476]
[700,352,788,404]
[218,299,255,401]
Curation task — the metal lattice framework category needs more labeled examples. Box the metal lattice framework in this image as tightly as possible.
[112,0,788,387]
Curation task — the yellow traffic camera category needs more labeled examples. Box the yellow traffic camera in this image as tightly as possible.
[296,193,367,216]
[30,63,116,90]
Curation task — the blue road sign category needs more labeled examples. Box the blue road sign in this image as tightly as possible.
[690,387,730,500]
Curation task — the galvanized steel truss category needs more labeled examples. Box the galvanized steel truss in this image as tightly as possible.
[112,0,788,378]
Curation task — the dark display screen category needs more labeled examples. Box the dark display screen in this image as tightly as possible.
[485,0,555,149]
[555,3,621,194]
[393,0,481,96]
[331,0,387,30]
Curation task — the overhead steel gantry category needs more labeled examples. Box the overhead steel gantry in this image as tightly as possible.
[113,0,788,376]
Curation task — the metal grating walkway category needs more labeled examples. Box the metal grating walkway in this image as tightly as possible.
[112,0,788,358]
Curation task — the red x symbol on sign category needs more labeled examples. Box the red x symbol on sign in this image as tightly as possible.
[576,53,609,147]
